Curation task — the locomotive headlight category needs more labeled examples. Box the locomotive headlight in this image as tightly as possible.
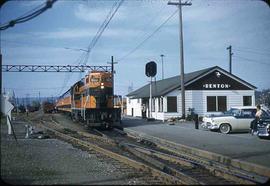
[101,83,104,85]
[101,85,104,89]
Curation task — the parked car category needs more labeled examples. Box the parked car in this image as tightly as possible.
[201,106,269,134]
[257,117,270,139]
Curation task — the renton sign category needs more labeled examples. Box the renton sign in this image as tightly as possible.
[185,69,253,90]
[203,83,231,89]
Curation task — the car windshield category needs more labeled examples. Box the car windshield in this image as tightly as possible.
[262,109,270,118]
[266,109,270,116]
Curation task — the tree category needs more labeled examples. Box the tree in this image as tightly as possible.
[32,100,40,110]
[18,105,26,113]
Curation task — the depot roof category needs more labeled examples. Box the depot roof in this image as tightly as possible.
[126,66,256,99]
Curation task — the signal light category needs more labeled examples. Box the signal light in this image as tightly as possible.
[145,61,157,77]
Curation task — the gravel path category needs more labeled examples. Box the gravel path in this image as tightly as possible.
[1,116,146,185]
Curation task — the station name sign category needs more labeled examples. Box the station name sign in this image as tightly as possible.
[203,83,231,89]
[185,70,252,90]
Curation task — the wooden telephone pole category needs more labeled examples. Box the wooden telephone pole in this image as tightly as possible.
[227,45,233,74]
[108,56,118,107]
[168,0,191,119]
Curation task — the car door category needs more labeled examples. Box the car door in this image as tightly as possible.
[225,109,241,131]
[230,109,242,131]
[235,109,255,131]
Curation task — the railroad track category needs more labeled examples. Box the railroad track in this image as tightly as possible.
[21,113,269,185]
[94,128,267,185]
[21,116,179,185]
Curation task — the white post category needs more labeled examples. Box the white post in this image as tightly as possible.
[25,125,29,138]
[7,112,12,135]
[1,94,14,135]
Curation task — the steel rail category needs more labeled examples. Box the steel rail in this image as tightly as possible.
[119,142,203,185]
[96,128,257,184]
[49,118,116,145]
[36,122,183,185]
[122,142,257,185]
[23,113,268,184]
[124,128,269,184]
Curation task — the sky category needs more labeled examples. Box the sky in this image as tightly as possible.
[1,0,270,98]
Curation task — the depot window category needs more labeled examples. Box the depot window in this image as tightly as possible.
[167,96,177,112]
[207,96,227,112]
[151,98,155,112]
[158,97,163,112]
[243,96,252,106]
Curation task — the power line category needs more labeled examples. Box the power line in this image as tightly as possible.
[0,0,57,30]
[131,2,168,43]
[235,45,270,53]
[83,0,124,65]
[233,55,270,66]
[5,86,70,91]
[234,48,270,57]
[1,39,90,52]
[57,0,124,97]
[118,9,178,62]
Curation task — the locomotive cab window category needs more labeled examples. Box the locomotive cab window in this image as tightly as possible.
[91,77,100,82]
[102,77,112,82]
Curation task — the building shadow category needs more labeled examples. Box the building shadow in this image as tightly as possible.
[121,116,165,128]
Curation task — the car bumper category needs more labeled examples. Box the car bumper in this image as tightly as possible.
[201,122,219,130]
[257,129,270,137]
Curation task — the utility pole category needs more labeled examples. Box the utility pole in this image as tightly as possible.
[0,4,2,114]
[168,0,191,119]
[150,76,152,118]
[39,91,41,104]
[26,94,30,106]
[160,54,165,80]
[108,56,118,107]
[0,39,2,114]
[16,96,19,114]
[0,53,2,97]
[227,45,233,74]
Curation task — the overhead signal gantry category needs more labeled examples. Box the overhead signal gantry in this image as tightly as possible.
[1,64,112,72]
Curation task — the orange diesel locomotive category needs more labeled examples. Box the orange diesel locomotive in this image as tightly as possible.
[56,71,121,128]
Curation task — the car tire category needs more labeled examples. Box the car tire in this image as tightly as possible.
[258,136,270,140]
[219,123,231,134]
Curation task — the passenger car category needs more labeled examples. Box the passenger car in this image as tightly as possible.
[257,117,270,139]
[201,106,269,134]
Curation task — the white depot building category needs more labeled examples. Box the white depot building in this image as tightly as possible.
[126,66,256,120]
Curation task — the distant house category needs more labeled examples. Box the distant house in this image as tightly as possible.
[126,66,256,120]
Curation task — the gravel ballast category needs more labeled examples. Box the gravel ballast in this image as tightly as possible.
[1,117,145,185]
